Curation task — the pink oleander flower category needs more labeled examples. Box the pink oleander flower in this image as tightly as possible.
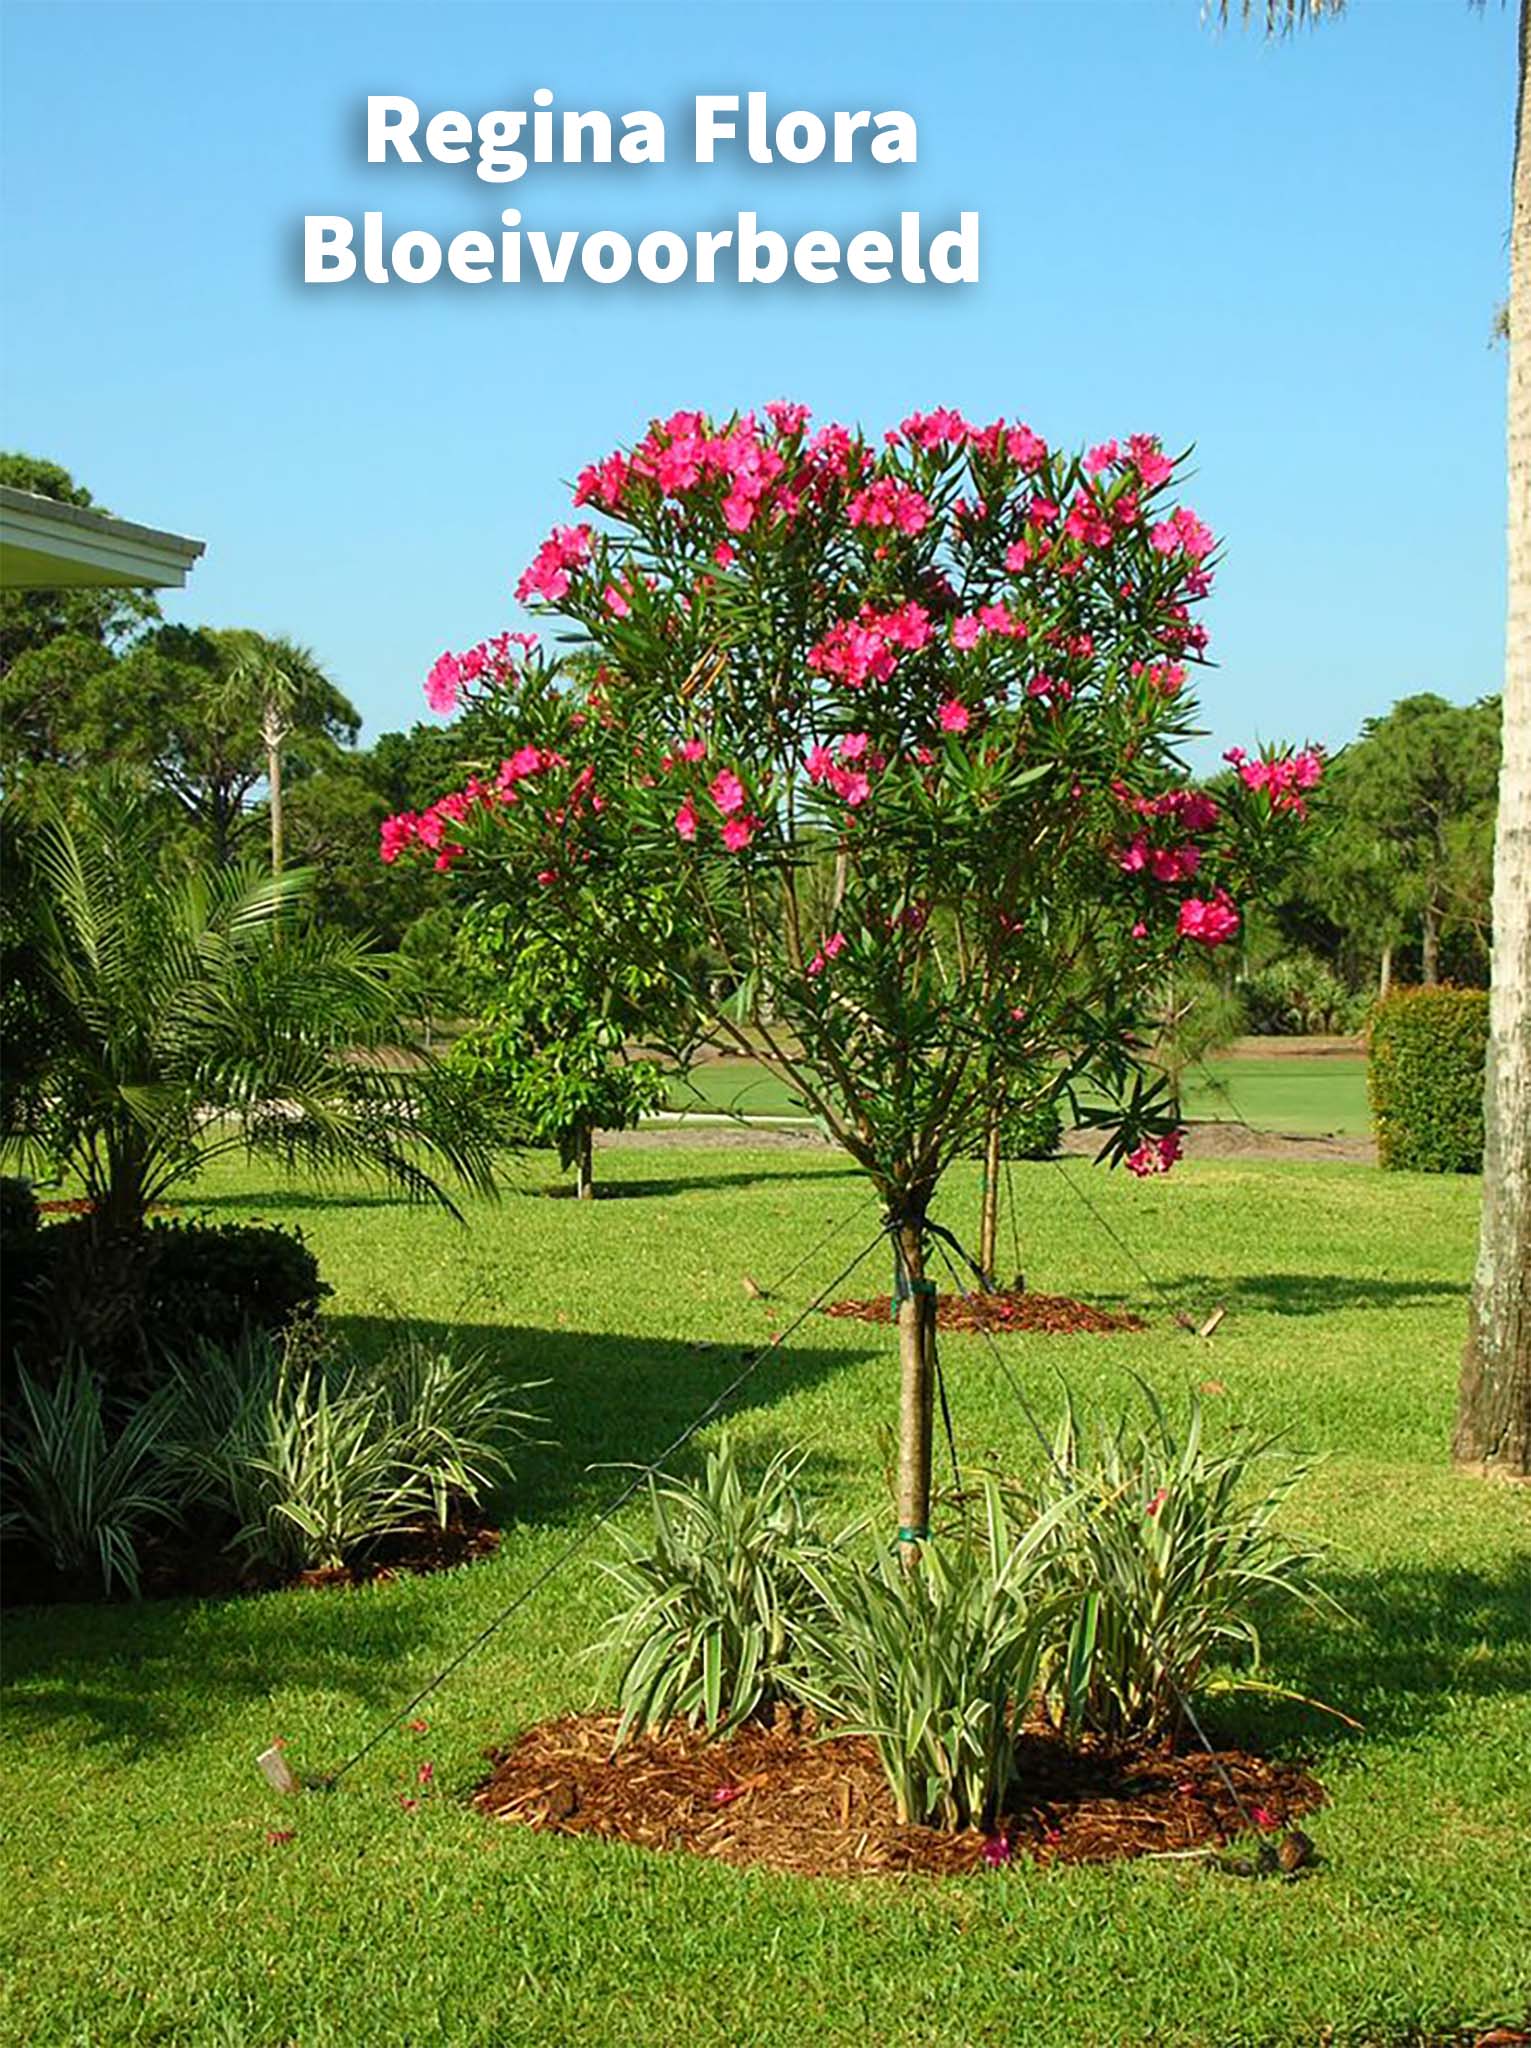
[721,815,755,852]
[425,653,461,716]
[1129,434,1174,488]
[951,615,983,652]
[1084,439,1119,475]
[1178,892,1240,946]
[678,736,706,763]
[838,731,870,761]
[675,795,699,842]
[1150,506,1215,561]
[938,698,971,734]
[846,477,933,536]
[710,769,747,817]
[981,1834,1013,1868]
[574,451,629,511]
[1007,423,1048,470]
[765,399,811,436]
[379,813,417,864]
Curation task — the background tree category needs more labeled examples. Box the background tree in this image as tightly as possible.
[0,454,162,676]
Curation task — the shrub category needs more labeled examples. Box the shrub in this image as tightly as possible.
[1016,1389,1324,1743]
[1367,986,1490,1172]
[0,1175,38,1238]
[4,1218,328,1396]
[165,1327,539,1576]
[970,1092,1064,1163]
[597,1435,827,1743]
[791,1485,1062,1830]
[1241,953,1366,1037]
[0,1358,180,1597]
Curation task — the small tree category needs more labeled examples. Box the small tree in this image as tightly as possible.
[384,403,1317,1541]
[453,930,670,1198]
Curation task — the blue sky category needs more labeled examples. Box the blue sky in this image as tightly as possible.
[2,0,1517,763]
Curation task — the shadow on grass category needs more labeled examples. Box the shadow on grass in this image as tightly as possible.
[1160,1271,1466,1318]
[1208,1553,1531,1755]
[0,1314,876,1759]
[333,1314,876,1530]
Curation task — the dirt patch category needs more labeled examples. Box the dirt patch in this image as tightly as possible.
[474,1710,1323,1880]
[823,1290,1145,1336]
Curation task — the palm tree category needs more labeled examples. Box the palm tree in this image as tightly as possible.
[1,782,496,1232]
[216,630,347,874]
[1224,0,1530,1478]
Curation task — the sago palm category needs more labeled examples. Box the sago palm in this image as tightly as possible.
[1,781,496,1230]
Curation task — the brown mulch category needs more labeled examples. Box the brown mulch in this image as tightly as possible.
[824,1290,1146,1336]
[473,1710,1323,1880]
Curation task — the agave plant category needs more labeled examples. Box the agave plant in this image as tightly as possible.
[1,780,497,1234]
[791,1482,1067,1831]
[1023,1385,1327,1742]
[1,1357,180,1596]
[596,1434,827,1744]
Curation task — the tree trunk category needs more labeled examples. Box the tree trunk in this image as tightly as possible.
[574,1121,595,1200]
[1378,942,1393,1002]
[978,1107,1003,1291]
[1456,2,1531,1480]
[895,1213,936,1555]
[267,738,283,875]
[1421,903,1441,986]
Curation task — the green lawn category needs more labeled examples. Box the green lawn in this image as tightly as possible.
[4,1148,1528,2047]
[668,1052,1373,1138]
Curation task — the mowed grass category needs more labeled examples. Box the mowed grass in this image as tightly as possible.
[3,1146,1528,2047]
[669,1051,1373,1138]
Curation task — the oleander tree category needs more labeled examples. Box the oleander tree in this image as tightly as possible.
[382,402,1320,1541]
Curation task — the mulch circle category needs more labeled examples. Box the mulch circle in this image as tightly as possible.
[474,1710,1323,1880]
[824,1290,1146,1336]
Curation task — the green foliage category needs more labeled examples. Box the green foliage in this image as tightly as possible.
[0,1358,180,1596]
[1012,1388,1325,1743]
[0,781,497,1230]
[1367,985,1490,1173]
[3,1217,326,1399]
[165,1327,540,1575]
[597,1435,826,1742]
[0,453,163,682]
[1240,951,1368,1036]
[0,1173,38,1237]
[792,1484,1060,1830]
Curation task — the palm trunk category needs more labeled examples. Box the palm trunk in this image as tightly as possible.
[267,738,283,875]
[978,1106,1003,1291]
[895,1210,936,1555]
[1456,1,1531,1479]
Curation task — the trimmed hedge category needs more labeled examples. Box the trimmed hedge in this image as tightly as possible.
[1367,987,1489,1173]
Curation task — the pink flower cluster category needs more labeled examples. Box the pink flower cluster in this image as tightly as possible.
[805,732,879,808]
[846,477,933,536]
[807,602,933,690]
[951,601,1027,652]
[380,744,569,871]
[883,409,1051,474]
[424,632,538,716]
[806,930,847,977]
[1225,746,1324,815]
[1126,1130,1183,1178]
[1177,892,1241,946]
[516,524,593,605]
[674,759,761,851]
[1149,507,1216,561]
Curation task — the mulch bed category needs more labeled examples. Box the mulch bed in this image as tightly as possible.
[474,1710,1323,1880]
[824,1290,1146,1336]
